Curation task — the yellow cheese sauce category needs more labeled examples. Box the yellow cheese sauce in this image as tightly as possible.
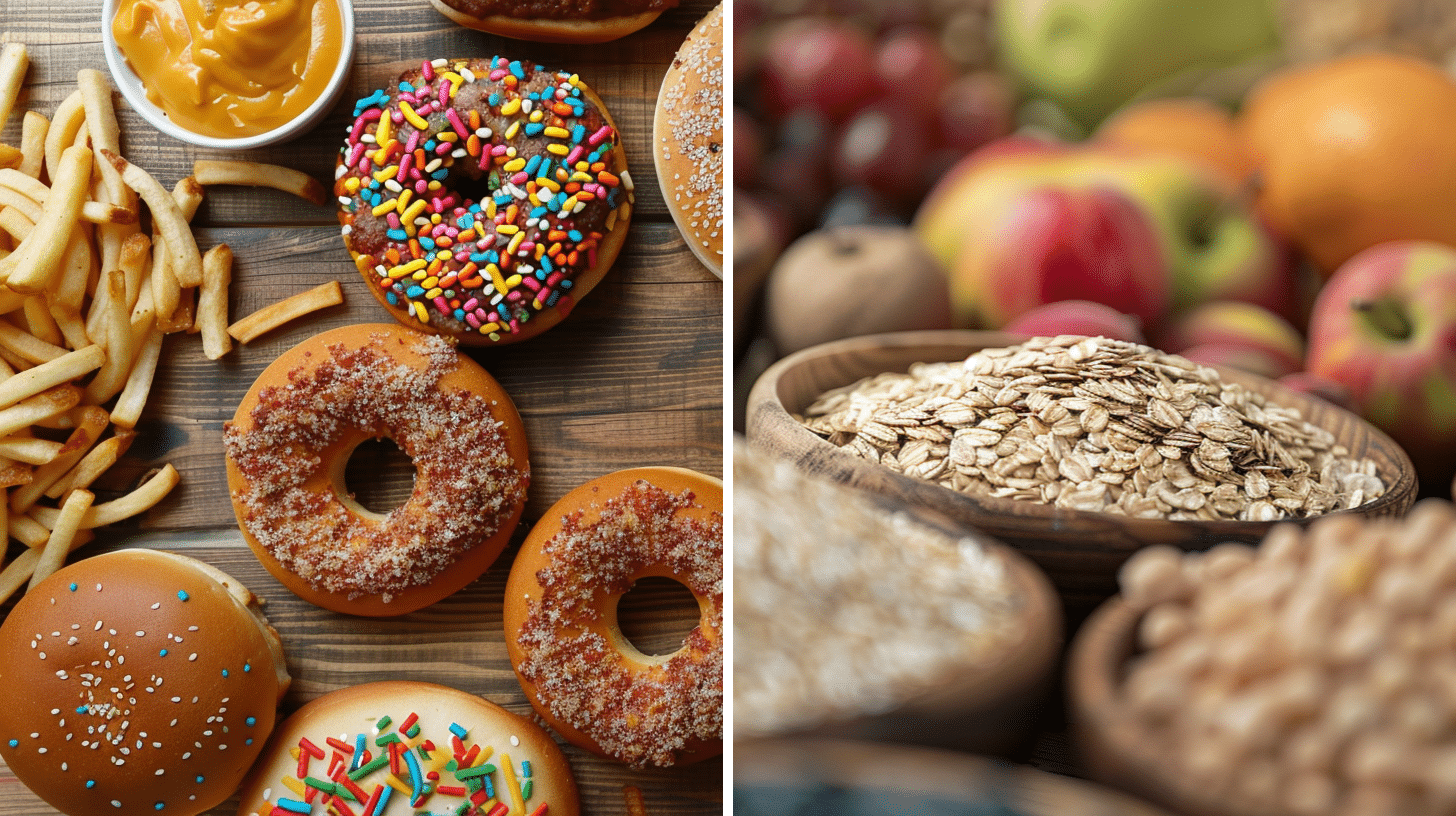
[112,0,344,138]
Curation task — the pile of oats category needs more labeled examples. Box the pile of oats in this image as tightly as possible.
[798,336,1386,522]
[734,440,1026,739]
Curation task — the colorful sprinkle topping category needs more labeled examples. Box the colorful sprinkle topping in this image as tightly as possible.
[258,710,551,816]
[337,56,631,343]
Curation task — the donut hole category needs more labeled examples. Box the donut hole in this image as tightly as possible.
[449,166,496,210]
[341,436,416,516]
[614,576,701,660]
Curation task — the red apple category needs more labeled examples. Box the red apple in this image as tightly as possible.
[936,71,1016,154]
[1003,300,1146,343]
[832,100,935,205]
[760,18,878,122]
[872,27,956,100]
[1306,240,1456,483]
[1159,300,1305,378]
[947,184,1168,328]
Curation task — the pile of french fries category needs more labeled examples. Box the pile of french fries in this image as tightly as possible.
[0,41,344,603]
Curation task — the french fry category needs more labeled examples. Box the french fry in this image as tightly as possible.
[0,167,47,203]
[0,345,102,409]
[0,315,66,362]
[110,326,162,430]
[102,149,203,289]
[0,455,31,488]
[29,463,178,529]
[27,487,91,588]
[0,206,32,242]
[192,159,329,206]
[153,176,204,299]
[228,280,343,344]
[3,144,93,292]
[10,405,107,512]
[0,435,62,465]
[21,296,61,347]
[0,145,20,170]
[623,786,648,816]
[8,513,48,547]
[119,231,149,309]
[0,342,31,373]
[82,271,132,403]
[160,287,195,333]
[0,547,38,605]
[52,221,93,311]
[18,110,46,179]
[47,303,89,352]
[43,89,84,184]
[198,243,232,359]
[77,69,130,207]
[0,43,27,133]
[48,431,130,499]
[0,384,82,435]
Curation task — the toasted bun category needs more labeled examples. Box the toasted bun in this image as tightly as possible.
[225,324,530,616]
[236,681,580,816]
[504,467,723,768]
[428,0,662,43]
[653,3,724,277]
[0,549,289,816]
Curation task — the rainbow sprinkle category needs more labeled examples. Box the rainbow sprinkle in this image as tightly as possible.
[338,56,630,343]
[261,710,550,816]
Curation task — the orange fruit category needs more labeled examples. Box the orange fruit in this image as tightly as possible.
[1096,97,1254,186]
[1239,52,1456,274]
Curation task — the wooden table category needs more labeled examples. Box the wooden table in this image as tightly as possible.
[0,0,724,811]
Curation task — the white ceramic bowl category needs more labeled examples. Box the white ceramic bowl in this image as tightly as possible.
[101,0,355,150]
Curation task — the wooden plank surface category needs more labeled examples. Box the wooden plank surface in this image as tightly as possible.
[0,0,724,810]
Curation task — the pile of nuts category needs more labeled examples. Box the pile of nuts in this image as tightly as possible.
[734,440,1026,739]
[799,336,1386,521]
[1118,499,1456,816]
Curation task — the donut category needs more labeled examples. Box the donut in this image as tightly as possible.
[0,549,290,816]
[236,681,579,816]
[223,323,530,616]
[653,2,724,277]
[503,467,723,768]
[336,57,632,346]
[429,0,676,43]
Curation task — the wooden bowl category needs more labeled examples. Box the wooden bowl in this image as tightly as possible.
[733,449,1065,755]
[735,738,1178,816]
[1067,597,1285,816]
[745,330,1418,616]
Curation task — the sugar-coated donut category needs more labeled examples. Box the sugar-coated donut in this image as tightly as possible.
[236,681,579,816]
[223,323,530,616]
[429,0,675,44]
[336,57,632,346]
[0,549,290,816]
[504,467,723,768]
[653,2,723,277]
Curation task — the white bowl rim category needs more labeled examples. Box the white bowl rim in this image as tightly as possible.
[101,0,356,150]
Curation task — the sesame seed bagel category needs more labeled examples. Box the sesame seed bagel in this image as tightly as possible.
[336,57,632,346]
[653,2,723,277]
[0,549,289,816]
[236,681,579,816]
[223,323,530,616]
[504,467,723,768]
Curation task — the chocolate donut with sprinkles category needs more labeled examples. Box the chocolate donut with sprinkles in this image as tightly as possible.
[236,681,579,816]
[336,57,632,346]
[504,467,723,768]
[0,549,290,816]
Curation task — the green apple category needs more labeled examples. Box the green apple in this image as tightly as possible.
[916,137,1290,328]
[994,0,1281,129]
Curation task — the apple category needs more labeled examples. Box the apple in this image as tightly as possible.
[760,18,878,122]
[1306,240,1456,483]
[832,99,936,206]
[872,27,956,99]
[993,0,1281,129]
[1159,300,1304,378]
[945,184,1168,328]
[1003,300,1146,343]
[763,224,953,355]
[916,138,1291,323]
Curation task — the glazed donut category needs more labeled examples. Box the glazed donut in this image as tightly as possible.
[429,0,675,43]
[236,681,579,816]
[0,549,290,816]
[223,323,530,616]
[504,467,723,768]
[653,2,724,277]
[336,57,632,346]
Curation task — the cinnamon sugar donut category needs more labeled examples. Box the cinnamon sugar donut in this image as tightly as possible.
[336,57,632,346]
[503,467,723,768]
[237,681,579,816]
[223,323,529,616]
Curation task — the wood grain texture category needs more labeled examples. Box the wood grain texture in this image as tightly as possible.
[745,330,1417,620]
[0,0,723,810]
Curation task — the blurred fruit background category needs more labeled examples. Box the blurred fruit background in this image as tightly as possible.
[735,0,1456,494]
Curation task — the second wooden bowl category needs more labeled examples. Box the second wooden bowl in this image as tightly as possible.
[744,330,1417,615]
